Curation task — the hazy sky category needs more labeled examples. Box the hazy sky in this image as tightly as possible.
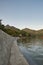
[0,0,43,30]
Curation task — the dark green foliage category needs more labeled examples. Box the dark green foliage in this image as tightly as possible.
[0,21,5,30]
[20,30,27,37]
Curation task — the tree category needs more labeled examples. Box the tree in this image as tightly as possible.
[0,19,5,30]
[0,19,2,25]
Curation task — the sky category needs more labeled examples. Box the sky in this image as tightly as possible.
[0,0,43,30]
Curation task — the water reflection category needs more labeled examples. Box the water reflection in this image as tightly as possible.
[17,38,43,65]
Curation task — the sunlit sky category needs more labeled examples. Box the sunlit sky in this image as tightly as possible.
[0,0,43,30]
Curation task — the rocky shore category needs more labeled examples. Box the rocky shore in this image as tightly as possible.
[0,30,29,65]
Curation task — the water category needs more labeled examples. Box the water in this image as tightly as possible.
[17,38,43,65]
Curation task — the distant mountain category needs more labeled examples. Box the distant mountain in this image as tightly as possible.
[22,28,43,33]
[22,28,36,34]
[22,28,35,31]
[22,28,43,38]
[37,29,43,32]
[36,29,43,36]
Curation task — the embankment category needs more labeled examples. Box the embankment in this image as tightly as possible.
[0,30,29,65]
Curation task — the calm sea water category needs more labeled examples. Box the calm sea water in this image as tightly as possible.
[17,38,43,65]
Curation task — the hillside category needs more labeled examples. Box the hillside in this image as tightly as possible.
[22,28,36,32]
[4,25,20,36]
[0,22,43,38]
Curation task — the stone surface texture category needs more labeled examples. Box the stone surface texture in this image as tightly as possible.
[0,30,29,65]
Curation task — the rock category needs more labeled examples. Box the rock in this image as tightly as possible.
[0,30,14,65]
[0,30,29,65]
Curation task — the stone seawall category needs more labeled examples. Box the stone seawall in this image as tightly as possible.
[0,30,29,65]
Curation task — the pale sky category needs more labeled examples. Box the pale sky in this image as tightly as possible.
[0,0,43,30]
